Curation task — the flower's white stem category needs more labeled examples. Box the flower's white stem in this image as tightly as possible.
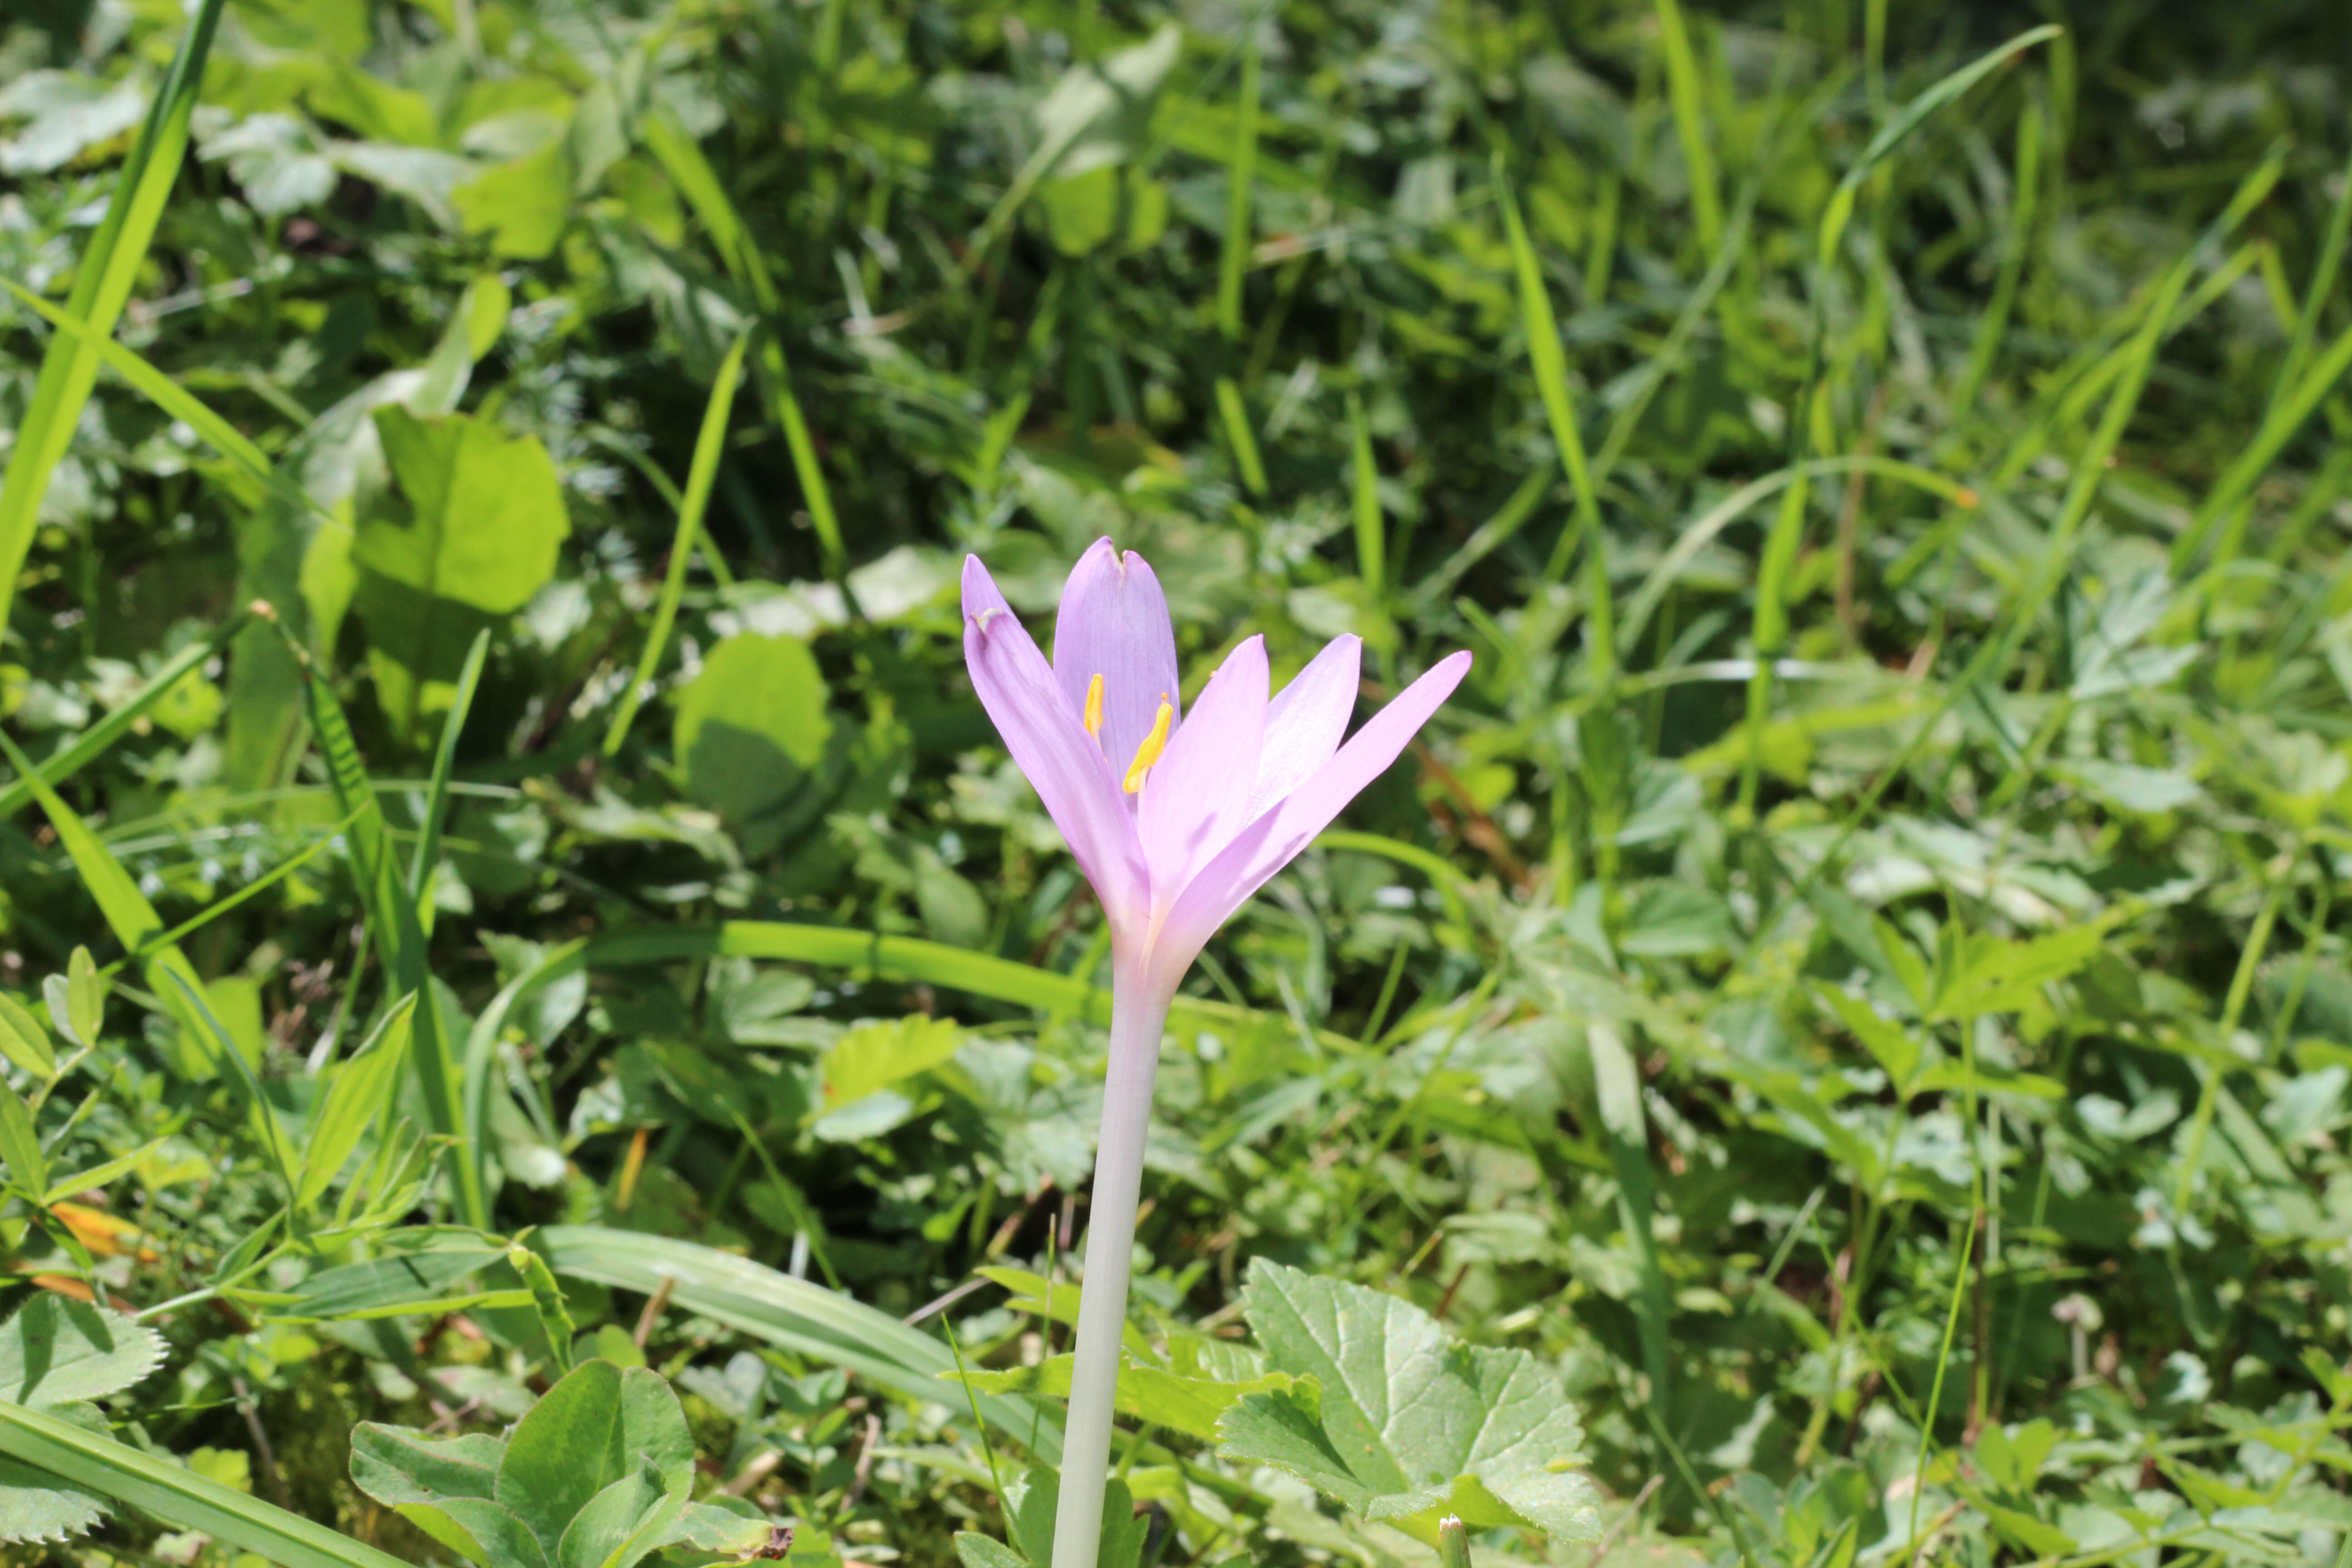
[1050,977,1171,1568]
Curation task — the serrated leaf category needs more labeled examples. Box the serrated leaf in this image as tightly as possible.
[0,993,54,1078]
[0,1295,168,1408]
[0,1403,112,1544]
[64,948,103,1049]
[1217,1260,1603,1542]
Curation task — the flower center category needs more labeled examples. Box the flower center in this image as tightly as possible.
[1082,673,1106,739]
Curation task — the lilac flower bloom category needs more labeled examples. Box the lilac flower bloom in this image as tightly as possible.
[961,538,1470,1568]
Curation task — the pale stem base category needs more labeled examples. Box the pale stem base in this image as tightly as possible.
[1049,980,1171,1568]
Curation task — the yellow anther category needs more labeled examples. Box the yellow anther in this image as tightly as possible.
[1083,673,1106,739]
[1122,696,1173,793]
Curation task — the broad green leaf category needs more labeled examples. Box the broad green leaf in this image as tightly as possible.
[494,1360,693,1564]
[954,1534,1027,1568]
[298,994,418,1210]
[0,994,56,1078]
[814,1015,960,1122]
[1035,165,1167,256]
[0,1295,168,1408]
[0,1074,41,1200]
[1217,1259,1603,1542]
[1976,1419,2061,1495]
[554,1454,684,1568]
[674,632,841,853]
[63,949,102,1053]
[455,137,575,260]
[354,407,569,741]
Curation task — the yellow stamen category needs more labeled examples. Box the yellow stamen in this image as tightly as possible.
[1122,696,1173,793]
[1083,673,1106,739]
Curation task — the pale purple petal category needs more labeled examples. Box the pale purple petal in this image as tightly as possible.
[1139,636,1268,896]
[963,555,1150,929]
[1148,651,1473,980]
[1248,635,1361,820]
[1051,538,1182,774]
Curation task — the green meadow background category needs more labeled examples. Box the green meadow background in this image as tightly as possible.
[3,0,2352,1564]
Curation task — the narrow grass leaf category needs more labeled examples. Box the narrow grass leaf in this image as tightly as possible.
[0,1400,412,1568]
[643,113,844,574]
[298,993,418,1211]
[0,609,251,824]
[605,329,751,755]
[409,631,490,905]
[0,0,230,627]
[1816,25,2065,270]
[535,1225,1063,1461]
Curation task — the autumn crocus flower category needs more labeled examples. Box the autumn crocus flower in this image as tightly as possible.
[961,538,1470,1568]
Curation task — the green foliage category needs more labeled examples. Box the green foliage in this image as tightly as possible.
[349,1358,777,1568]
[3,0,2352,1564]
[1215,1260,1603,1542]
[0,1294,169,1544]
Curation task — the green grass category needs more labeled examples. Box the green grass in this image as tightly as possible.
[2,1,2352,1566]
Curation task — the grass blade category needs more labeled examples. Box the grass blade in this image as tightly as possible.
[1952,99,2043,416]
[267,619,470,1219]
[2172,314,2352,572]
[0,1399,410,1568]
[1348,392,1384,603]
[409,628,491,906]
[603,328,752,755]
[644,111,846,577]
[0,609,250,823]
[0,731,209,1057]
[112,807,364,971]
[1815,25,2065,271]
[297,993,417,1211]
[0,0,230,628]
[1652,0,1723,255]
[1212,25,1268,498]
[535,1225,1063,1461]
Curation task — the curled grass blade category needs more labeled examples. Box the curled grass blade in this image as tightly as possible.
[1815,24,2065,271]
